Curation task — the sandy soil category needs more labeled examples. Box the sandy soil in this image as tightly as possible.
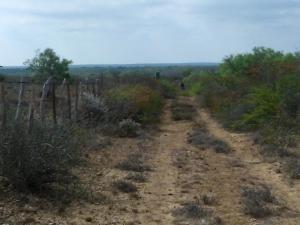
[0,97,299,225]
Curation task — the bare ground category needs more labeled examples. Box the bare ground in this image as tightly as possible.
[0,97,299,225]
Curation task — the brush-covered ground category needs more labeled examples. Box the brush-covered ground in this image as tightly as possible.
[0,97,299,225]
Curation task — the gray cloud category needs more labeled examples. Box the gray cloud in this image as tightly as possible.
[0,0,299,65]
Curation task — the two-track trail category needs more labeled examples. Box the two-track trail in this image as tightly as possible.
[135,97,300,225]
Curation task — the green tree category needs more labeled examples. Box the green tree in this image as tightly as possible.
[25,48,72,82]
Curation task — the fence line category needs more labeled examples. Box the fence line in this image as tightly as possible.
[0,76,104,128]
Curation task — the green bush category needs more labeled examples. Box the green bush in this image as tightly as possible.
[159,79,178,98]
[241,87,281,129]
[106,84,163,124]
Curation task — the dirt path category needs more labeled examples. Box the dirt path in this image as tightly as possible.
[136,101,190,225]
[136,97,299,225]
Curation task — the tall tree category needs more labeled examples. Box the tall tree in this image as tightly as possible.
[25,48,72,82]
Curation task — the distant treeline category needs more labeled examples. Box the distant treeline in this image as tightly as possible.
[0,63,219,78]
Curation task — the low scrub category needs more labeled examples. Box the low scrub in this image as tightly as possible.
[173,201,223,225]
[126,173,147,183]
[242,185,279,218]
[184,47,300,177]
[116,152,151,172]
[171,101,196,121]
[188,127,231,153]
[112,180,138,193]
[0,122,82,192]
[118,119,141,137]
[106,84,163,124]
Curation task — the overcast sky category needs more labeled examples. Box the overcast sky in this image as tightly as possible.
[0,0,299,66]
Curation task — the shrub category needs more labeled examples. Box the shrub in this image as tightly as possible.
[112,180,138,193]
[116,152,151,172]
[0,122,82,192]
[241,87,281,129]
[159,79,178,99]
[171,102,196,121]
[118,119,141,137]
[80,93,108,125]
[126,173,147,183]
[242,186,277,218]
[106,84,163,124]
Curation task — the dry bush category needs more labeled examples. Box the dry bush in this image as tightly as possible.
[188,127,231,153]
[242,185,279,218]
[118,119,141,137]
[0,121,82,192]
[171,102,196,121]
[126,173,147,183]
[284,158,300,179]
[173,201,223,225]
[116,153,151,172]
[112,180,138,193]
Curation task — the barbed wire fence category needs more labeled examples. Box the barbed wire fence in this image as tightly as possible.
[0,76,106,130]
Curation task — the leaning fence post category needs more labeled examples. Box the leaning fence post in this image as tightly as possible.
[28,84,35,132]
[40,77,52,123]
[15,77,24,121]
[1,83,7,128]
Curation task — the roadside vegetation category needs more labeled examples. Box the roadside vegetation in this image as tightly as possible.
[183,47,300,178]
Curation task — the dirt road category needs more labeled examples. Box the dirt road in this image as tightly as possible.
[1,97,299,225]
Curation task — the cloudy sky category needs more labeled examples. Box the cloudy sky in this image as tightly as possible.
[0,0,299,66]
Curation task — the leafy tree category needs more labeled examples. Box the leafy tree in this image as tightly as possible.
[24,48,72,82]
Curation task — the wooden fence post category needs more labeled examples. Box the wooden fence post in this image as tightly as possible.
[0,83,7,128]
[15,77,24,121]
[40,77,52,123]
[95,79,99,97]
[66,81,72,121]
[75,81,79,122]
[52,82,57,125]
[79,81,83,103]
[28,84,35,132]
[85,78,89,94]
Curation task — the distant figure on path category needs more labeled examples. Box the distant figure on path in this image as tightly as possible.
[180,82,185,91]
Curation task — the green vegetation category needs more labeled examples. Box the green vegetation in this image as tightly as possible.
[184,47,300,178]
[105,83,163,124]
[24,48,72,82]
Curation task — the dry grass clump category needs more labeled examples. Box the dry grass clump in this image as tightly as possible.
[173,201,223,225]
[171,102,197,121]
[112,180,138,193]
[284,158,300,179]
[116,153,151,172]
[126,173,147,183]
[188,127,231,153]
[242,185,279,218]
